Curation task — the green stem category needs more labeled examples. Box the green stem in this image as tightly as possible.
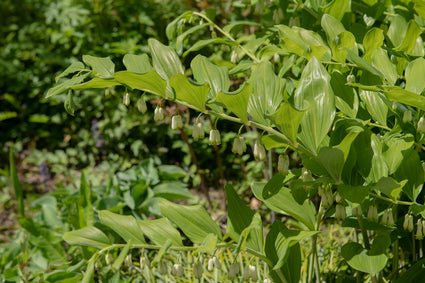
[192,12,260,63]
[369,193,414,206]
[357,215,371,250]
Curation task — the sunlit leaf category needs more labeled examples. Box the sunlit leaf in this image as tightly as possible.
[137,218,183,246]
[371,48,397,85]
[405,57,425,94]
[330,71,358,118]
[363,28,384,62]
[271,102,306,145]
[359,90,388,127]
[55,61,85,82]
[72,77,121,90]
[82,55,114,78]
[63,226,111,249]
[123,54,152,74]
[98,210,146,244]
[170,74,209,112]
[46,72,91,98]
[216,84,252,123]
[115,70,167,97]
[396,20,422,55]
[341,242,387,275]
[148,38,184,81]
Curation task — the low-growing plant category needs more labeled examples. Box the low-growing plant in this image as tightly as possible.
[42,0,425,282]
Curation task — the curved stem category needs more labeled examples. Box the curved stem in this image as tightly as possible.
[369,192,414,206]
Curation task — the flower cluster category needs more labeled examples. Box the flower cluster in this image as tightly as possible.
[209,129,221,145]
[253,141,266,161]
[171,115,183,130]
[192,122,205,140]
[232,136,246,155]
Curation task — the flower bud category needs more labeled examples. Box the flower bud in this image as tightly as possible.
[243,265,251,280]
[154,107,164,121]
[352,206,362,217]
[208,258,214,271]
[106,253,113,265]
[408,215,414,232]
[171,115,183,130]
[230,50,239,64]
[302,168,313,183]
[367,205,378,222]
[212,256,221,270]
[159,261,167,275]
[209,129,221,145]
[403,214,410,230]
[172,263,184,277]
[264,279,272,283]
[403,110,412,123]
[335,193,342,203]
[418,117,425,133]
[123,92,130,106]
[228,263,239,279]
[386,210,394,226]
[254,141,266,161]
[346,74,355,83]
[273,53,280,63]
[249,265,258,281]
[140,255,149,269]
[137,98,147,113]
[193,260,203,279]
[381,210,388,225]
[125,254,132,267]
[335,204,346,220]
[278,154,289,174]
[416,219,423,239]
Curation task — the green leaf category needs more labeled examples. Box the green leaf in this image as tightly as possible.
[405,57,425,94]
[396,20,422,55]
[394,257,425,283]
[366,134,388,184]
[321,13,345,45]
[78,172,93,228]
[196,233,218,254]
[345,49,383,78]
[388,15,407,47]
[137,218,183,247]
[191,55,230,99]
[271,102,306,145]
[81,258,95,283]
[332,31,356,63]
[112,241,131,271]
[55,61,85,82]
[372,177,406,201]
[248,61,285,125]
[363,28,384,62]
[170,74,209,112]
[0,111,17,121]
[98,210,145,244]
[394,148,424,201]
[216,83,252,123]
[183,38,238,57]
[123,54,152,74]
[294,57,335,154]
[359,90,388,127]
[317,147,344,184]
[225,184,263,253]
[341,242,387,275]
[46,72,91,98]
[153,183,192,200]
[115,70,167,97]
[176,24,210,55]
[330,71,358,118]
[322,0,349,21]
[382,87,425,111]
[72,78,121,90]
[371,48,397,85]
[159,199,222,244]
[382,134,414,174]
[63,226,112,249]
[152,239,172,265]
[261,134,287,150]
[251,180,316,230]
[82,55,114,78]
[9,149,24,216]
[148,38,184,81]
[369,233,391,255]
[337,184,370,204]
[64,91,76,116]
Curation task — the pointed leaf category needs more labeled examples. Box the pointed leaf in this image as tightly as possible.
[82,55,114,78]
[330,71,358,118]
[337,184,370,204]
[72,78,121,90]
[371,48,397,85]
[63,226,112,249]
[64,91,75,116]
[159,199,222,244]
[112,241,131,271]
[98,210,145,244]
[382,87,425,111]
[170,74,209,112]
[317,147,344,184]
[248,61,285,125]
[216,84,252,123]
[405,57,425,94]
[294,57,335,154]
[115,70,167,97]
[322,0,350,21]
[341,242,387,275]
[261,134,287,150]
[183,38,238,57]
[46,72,91,98]
[148,38,184,81]
[137,218,183,247]
[359,90,388,127]
[196,233,218,254]
[345,49,384,78]
[123,54,152,74]
[372,177,406,201]
[396,20,422,55]
[363,28,384,62]
[382,134,414,174]
[271,102,306,145]
[55,61,85,82]
[225,184,263,253]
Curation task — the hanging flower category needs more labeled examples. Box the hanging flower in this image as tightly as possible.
[154,107,164,121]
[278,154,289,174]
[171,115,183,130]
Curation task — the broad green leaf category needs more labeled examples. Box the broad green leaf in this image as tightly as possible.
[222,20,262,34]
[332,31,356,63]
[72,77,121,90]
[394,257,425,283]
[0,111,17,121]
[183,38,237,57]
[153,183,192,200]
[321,14,345,45]
[271,102,306,145]
[55,61,85,82]
[345,49,384,78]
[191,55,230,99]
[248,61,285,125]
[46,72,91,98]
[63,226,111,249]
[82,55,114,78]
[366,134,388,184]
[176,24,209,55]
[123,54,152,74]
[371,48,397,85]
[112,241,131,270]
[330,71,358,118]
[78,172,93,228]
[341,242,387,275]
[388,15,407,47]
[359,90,388,127]
[382,134,414,174]
[334,131,363,161]
[115,70,167,97]
[170,74,209,112]
[294,57,335,154]
[216,84,252,123]
[159,199,222,244]
[372,177,406,201]
[10,149,24,216]
[337,184,370,204]
[64,91,75,116]
[394,148,424,201]
[137,218,183,247]
[251,180,316,230]
[98,210,146,244]
[382,87,425,111]
[196,233,218,254]
[261,134,287,150]
[396,20,422,55]
[317,147,344,184]
[152,240,172,265]
[81,257,95,283]
[225,184,263,253]
[148,38,184,81]
[363,28,384,62]
[369,233,391,255]
[405,58,425,94]
[166,11,193,40]
[322,0,349,20]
